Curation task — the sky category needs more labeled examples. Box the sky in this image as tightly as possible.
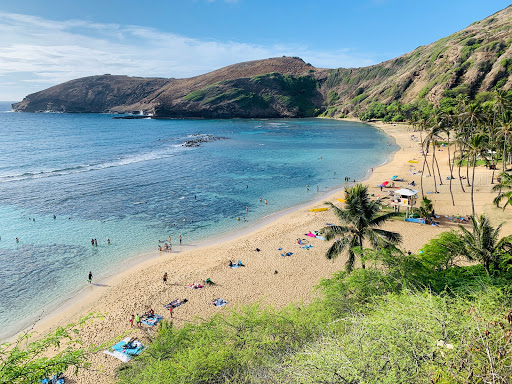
[0,0,510,101]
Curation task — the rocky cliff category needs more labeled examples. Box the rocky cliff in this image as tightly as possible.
[12,5,512,118]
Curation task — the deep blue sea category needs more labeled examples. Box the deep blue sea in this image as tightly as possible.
[0,101,397,340]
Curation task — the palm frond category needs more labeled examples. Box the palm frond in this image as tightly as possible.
[325,237,352,261]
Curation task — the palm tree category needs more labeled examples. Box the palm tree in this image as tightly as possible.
[456,215,512,276]
[466,132,489,216]
[416,196,434,223]
[492,172,512,209]
[462,103,483,187]
[497,112,512,173]
[321,184,402,272]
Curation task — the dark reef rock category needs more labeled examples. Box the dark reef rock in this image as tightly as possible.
[182,134,229,147]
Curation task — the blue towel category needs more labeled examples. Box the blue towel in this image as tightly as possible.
[112,340,144,356]
[213,298,228,307]
[141,315,164,326]
[405,217,426,224]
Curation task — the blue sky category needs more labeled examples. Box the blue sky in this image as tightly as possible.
[0,0,510,100]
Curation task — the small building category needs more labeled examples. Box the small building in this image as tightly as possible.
[390,188,418,217]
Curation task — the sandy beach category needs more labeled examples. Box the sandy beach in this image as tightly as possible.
[20,119,512,384]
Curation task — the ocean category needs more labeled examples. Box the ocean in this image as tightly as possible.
[0,101,397,340]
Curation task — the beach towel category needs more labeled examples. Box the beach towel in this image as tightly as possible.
[315,236,326,241]
[405,217,426,224]
[41,375,64,384]
[164,299,187,309]
[280,252,293,257]
[141,314,164,326]
[301,245,313,250]
[306,232,316,238]
[213,298,228,307]
[104,337,144,362]
[188,283,203,289]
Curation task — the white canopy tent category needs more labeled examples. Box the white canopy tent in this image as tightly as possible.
[395,188,418,197]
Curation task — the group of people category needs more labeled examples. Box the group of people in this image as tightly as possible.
[90,238,110,246]
[158,243,172,252]
[129,308,157,327]
[158,234,183,251]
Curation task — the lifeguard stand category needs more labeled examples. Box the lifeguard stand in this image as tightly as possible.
[390,188,418,218]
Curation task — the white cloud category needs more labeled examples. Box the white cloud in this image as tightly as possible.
[0,11,377,100]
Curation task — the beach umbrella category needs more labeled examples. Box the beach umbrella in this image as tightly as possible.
[382,181,389,186]
[391,175,398,180]
[377,184,385,187]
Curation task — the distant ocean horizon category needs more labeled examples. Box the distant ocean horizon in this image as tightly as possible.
[0,101,397,340]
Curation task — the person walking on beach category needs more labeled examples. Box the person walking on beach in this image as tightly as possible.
[163,272,168,284]
[88,271,92,284]
[168,305,173,318]
[129,314,134,327]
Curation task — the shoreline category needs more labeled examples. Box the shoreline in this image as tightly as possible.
[11,117,509,384]
[4,118,395,344]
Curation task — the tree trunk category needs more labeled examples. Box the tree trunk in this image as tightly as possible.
[434,151,443,185]
[484,260,491,276]
[471,154,476,217]
[466,155,471,187]
[431,141,438,193]
[420,144,430,198]
[359,236,365,269]
[447,138,455,205]
[491,152,497,184]
[457,144,466,193]
[504,132,508,172]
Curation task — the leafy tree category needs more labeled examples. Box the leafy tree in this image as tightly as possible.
[416,196,434,223]
[492,171,512,209]
[321,184,401,271]
[455,215,512,276]
[0,314,97,384]
[418,231,465,271]
[466,132,489,216]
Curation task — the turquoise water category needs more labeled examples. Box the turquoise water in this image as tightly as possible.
[0,102,397,340]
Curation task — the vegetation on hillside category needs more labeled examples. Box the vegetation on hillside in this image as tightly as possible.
[113,227,512,383]
[0,314,99,384]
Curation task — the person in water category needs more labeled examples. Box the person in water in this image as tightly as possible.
[88,271,92,284]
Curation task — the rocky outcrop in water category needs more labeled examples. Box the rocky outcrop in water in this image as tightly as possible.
[182,135,229,147]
